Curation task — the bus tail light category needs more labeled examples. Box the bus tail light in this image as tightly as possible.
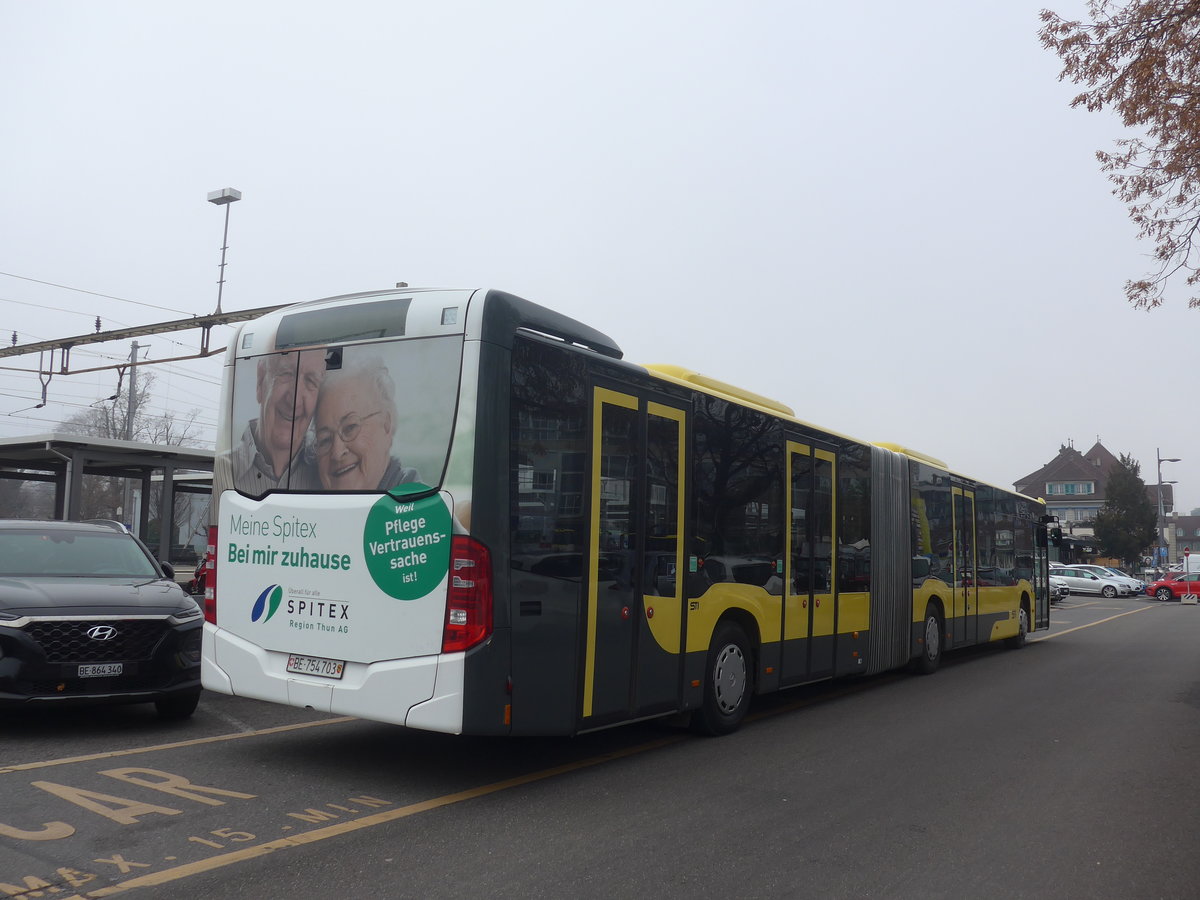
[204,526,218,625]
[443,535,492,653]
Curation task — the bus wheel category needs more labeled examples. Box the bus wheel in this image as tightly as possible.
[1006,604,1029,649]
[692,622,752,736]
[915,604,942,675]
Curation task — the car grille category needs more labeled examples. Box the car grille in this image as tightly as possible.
[24,620,168,663]
[20,671,170,695]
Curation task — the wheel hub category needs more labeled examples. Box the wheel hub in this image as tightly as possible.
[713,643,747,714]
[925,616,940,660]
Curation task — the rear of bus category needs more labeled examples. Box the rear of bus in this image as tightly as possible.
[201,288,497,733]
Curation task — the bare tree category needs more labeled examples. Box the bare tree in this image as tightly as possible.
[60,372,203,446]
[0,478,53,519]
[1040,0,1200,308]
[58,372,204,523]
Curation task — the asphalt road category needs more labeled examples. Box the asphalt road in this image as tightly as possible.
[3,594,1199,899]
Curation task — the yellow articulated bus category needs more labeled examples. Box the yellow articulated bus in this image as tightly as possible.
[200,288,1052,736]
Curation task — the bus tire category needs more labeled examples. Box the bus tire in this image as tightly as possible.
[692,621,753,736]
[1006,602,1029,649]
[914,603,943,675]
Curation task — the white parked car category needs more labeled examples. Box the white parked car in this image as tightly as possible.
[1051,565,1131,598]
[1049,575,1070,602]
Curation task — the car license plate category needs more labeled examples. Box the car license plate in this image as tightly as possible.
[78,663,123,678]
[286,654,345,680]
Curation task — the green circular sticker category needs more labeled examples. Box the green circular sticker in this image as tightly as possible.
[364,492,452,600]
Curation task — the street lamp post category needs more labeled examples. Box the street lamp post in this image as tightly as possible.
[1157,448,1181,569]
[207,187,242,315]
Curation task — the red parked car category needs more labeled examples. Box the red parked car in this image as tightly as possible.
[1146,572,1200,601]
[184,557,208,596]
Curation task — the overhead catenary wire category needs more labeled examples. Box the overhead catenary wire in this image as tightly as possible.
[0,273,243,447]
[0,335,227,379]
[0,271,194,316]
[0,392,221,421]
[0,398,219,428]
[0,388,219,418]
[0,384,218,406]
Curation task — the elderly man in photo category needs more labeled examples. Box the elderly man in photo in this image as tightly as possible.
[213,349,326,495]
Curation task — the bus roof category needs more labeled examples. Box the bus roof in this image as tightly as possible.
[225,287,625,362]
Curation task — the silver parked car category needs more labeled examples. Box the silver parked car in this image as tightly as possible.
[1096,566,1146,594]
[1051,565,1130,598]
[1068,564,1144,595]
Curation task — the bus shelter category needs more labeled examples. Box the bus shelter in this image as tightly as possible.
[0,433,214,569]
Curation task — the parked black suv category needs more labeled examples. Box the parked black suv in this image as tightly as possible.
[0,520,203,718]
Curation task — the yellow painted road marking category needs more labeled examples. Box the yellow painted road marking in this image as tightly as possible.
[1031,605,1154,641]
[84,734,686,897]
[0,717,356,776]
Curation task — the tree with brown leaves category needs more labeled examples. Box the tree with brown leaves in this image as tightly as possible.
[1040,1,1200,309]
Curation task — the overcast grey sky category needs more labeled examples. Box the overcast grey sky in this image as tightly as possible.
[2,0,1197,512]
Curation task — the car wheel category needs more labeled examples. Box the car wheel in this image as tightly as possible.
[691,621,753,736]
[914,603,943,674]
[1101,585,1117,598]
[155,689,201,720]
[1156,587,1173,602]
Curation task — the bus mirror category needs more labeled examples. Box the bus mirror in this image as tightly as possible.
[912,557,930,579]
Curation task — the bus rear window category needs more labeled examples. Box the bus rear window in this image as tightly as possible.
[275,298,411,349]
[217,335,463,495]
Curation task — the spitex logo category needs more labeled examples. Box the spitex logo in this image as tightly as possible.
[251,584,284,623]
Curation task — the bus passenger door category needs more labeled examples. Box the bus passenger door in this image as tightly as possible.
[809,450,836,678]
[635,402,686,715]
[953,487,978,646]
[782,442,836,684]
[582,387,687,727]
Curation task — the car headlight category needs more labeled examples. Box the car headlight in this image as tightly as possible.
[169,606,203,625]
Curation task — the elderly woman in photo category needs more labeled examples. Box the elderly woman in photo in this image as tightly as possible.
[312,357,420,491]
[212,348,325,496]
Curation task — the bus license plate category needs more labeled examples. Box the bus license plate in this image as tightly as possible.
[286,654,345,680]
[78,663,123,678]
